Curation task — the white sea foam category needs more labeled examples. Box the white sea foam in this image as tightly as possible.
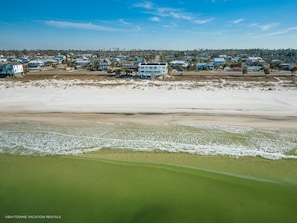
[0,123,296,160]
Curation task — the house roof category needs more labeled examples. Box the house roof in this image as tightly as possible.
[170,60,187,64]
[214,58,225,62]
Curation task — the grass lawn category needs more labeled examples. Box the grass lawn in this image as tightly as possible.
[1,153,297,223]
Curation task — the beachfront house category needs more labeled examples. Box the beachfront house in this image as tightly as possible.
[247,57,265,65]
[170,60,188,68]
[247,66,262,72]
[138,62,168,78]
[196,63,214,71]
[111,57,121,63]
[116,54,126,60]
[99,58,111,71]
[54,54,66,64]
[74,59,90,69]
[28,60,45,68]
[213,58,226,66]
[0,62,24,77]
[136,57,144,63]
[0,57,7,63]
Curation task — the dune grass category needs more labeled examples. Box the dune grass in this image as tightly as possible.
[1,153,297,223]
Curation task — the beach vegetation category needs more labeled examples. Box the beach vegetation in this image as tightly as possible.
[263,67,270,75]
[290,66,297,76]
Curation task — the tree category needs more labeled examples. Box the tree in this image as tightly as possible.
[263,67,270,76]
[22,49,28,56]
[115,69,122,76]
[242,67,248,74]
[290,66,297,76]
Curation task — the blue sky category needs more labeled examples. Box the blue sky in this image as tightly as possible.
[1,0,297,50]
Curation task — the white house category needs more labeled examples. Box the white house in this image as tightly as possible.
[247,57,265,64]
[0,62,24,77]
[111,57,121,63]
[248,66,262,72]
[213,58,225,66]
[170,60,188,68]
[74,59,90,69]
[116,54,126,60]
[54,55,66,64]
[28,60,45,68]
[138,62,168,78]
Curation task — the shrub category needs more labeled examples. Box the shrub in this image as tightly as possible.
[264,67,270,75]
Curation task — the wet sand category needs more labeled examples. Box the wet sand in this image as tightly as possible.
[0,112,296,130]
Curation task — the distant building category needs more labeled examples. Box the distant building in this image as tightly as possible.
[74,59,90,69]
[138,62,168,78]
[28,60,44,68]
[248,66,262,72]
[197,63,214,70]
[165,55,174,61]
[213,58,225,66]
[197,57,209,63]
[19,57,30,63]
[170,60,188,68]
[280,62,296,70]
[100,58,111,70]
[122,64,138,72]
[0,62,24,77]
[116,54,126,60]
[247,57,265,64]
[136,57,144,63]
[43,59,58,66]
[55,55,66,64]
[219,55,227,58]
[111,58,121,63]
[0,57,7,63]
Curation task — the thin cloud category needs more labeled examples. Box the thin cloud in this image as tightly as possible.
[193,18,214,24]
[231,18,244,24]
[150,17,160,22]
[248,23,258,27]
[44,20,127,32]
[151,7,187,19]
[260,23,279,31]
[264,30,288,36]
[135,26,142,31]
[119,19,130,25]
[162,24,176,29]
[170,12,193,20]
[288,26,297,30]
[263,26,297,36]
[133,1,212,25]
[248,22,279,31]
[133,1,153,9]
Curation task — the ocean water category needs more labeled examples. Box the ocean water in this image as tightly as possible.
[0,122,296,160]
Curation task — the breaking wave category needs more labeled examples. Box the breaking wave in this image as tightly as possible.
[0,122,297,160]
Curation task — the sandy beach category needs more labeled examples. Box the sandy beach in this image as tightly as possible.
[0,76,297,129]
[0,75,297,159]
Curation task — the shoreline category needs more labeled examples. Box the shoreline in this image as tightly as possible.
[1,111,297,130]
